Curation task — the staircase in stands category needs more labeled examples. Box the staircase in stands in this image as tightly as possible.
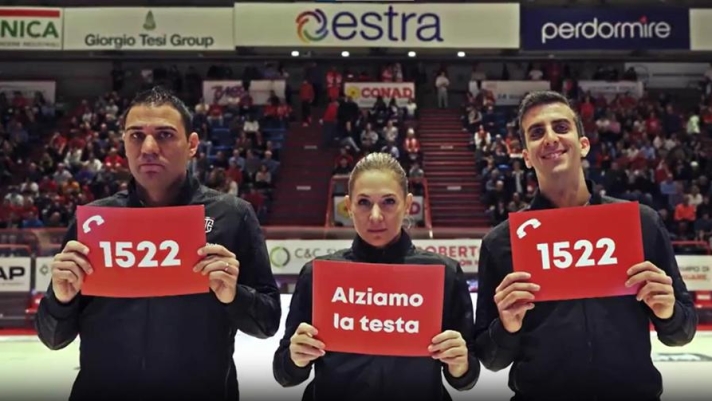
[418,108,487,227]
[267,119,338,227]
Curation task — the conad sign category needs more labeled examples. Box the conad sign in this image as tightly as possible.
[344,82,415,108]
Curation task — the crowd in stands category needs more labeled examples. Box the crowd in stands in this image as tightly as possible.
[471,63,712,250]
[324,63,424,200]
[327,95,422,193]
[7,60,712,246]
[0,66,293,230]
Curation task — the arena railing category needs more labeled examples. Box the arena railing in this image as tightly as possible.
[670,241,710,254]
[4,228,703,254]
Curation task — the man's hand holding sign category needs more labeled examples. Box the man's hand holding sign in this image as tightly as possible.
[193,243,240,303]
[51,240,93,304]
[504,201,676,332]
[626,261,676,320]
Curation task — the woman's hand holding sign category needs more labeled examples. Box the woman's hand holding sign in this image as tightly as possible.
[194,243,240,304]
[290,323,326,367]
[494,272,540,334]
[626,261,676,319]
[429,330,469,378]
[51,240,94,304]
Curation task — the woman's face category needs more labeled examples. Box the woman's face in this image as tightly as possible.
[345,170,412,248]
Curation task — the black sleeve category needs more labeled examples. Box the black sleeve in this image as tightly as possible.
[35,220,83,350]
[225,204,281,339]
[273,263,314,387]
[472,237,522,371]
[648,212,698,346]
[442,263,481,391]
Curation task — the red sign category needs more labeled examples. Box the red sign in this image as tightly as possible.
[76,205,208,298]
[508,202,644,302]
[312,260,444,357]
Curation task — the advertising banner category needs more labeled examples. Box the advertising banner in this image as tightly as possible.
[202,80,286,106]
[478,81,551,106]
[344,82,415,108]
[34,256,52,292]
[691,9,712,51]
[233,3,519,49]
[521,7,690,51]
[0,7,63,50]
[677,255,712,291]
[624,62,708,89]
[267,238,482,275]
[0,257,31,292]
[0,81,56,103]
[577,80,644,100]
[63,8,234,51]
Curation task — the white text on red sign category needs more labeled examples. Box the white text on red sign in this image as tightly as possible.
[98,240,181,268]
[536,238,618,270]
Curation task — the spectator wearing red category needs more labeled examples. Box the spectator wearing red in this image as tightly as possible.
[208,100,224,127]
[242,186,266,219]
[105,148,126,169]
[321,99,339,147]
[12,91,27,109]
[381,65,393,82]
[326,67,342,101]
[579,95,595,122]
[674,195,696,223]
[276,101,291,123]
[645,111,662,135]
[334,147,354,169]
[546,61,562,91]
[403,128,420,161]
[226,160,243,187]
[299,80,314,126]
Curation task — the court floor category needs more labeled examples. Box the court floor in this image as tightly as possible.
[1,295,711,401]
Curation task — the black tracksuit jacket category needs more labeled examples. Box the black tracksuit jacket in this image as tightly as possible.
[474,181,698,401]
[273,231,481,401]
[35,175,282,401]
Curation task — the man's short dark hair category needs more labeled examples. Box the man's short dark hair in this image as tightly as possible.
[517,90,584,146]
[120,86,193,136]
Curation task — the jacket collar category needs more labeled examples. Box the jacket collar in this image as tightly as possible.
[352,229,414,264]
[529,179,599,211]
[126,171,200,207]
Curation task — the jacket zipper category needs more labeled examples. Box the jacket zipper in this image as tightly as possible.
[139,299,151,401]
[581,300,595,400]
[224,328,232,400]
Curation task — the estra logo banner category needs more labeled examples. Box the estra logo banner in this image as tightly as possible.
[233,3,519,49]
[521,7,690,51]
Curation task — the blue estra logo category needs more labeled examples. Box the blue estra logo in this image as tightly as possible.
[295,6,443,44]
[540,15,671,44]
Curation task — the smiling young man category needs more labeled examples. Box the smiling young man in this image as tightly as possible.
[473,91,698,401]
[35,87,281,401]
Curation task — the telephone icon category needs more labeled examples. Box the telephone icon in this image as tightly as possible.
[516,218,541,239]
[82,215,105,234]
